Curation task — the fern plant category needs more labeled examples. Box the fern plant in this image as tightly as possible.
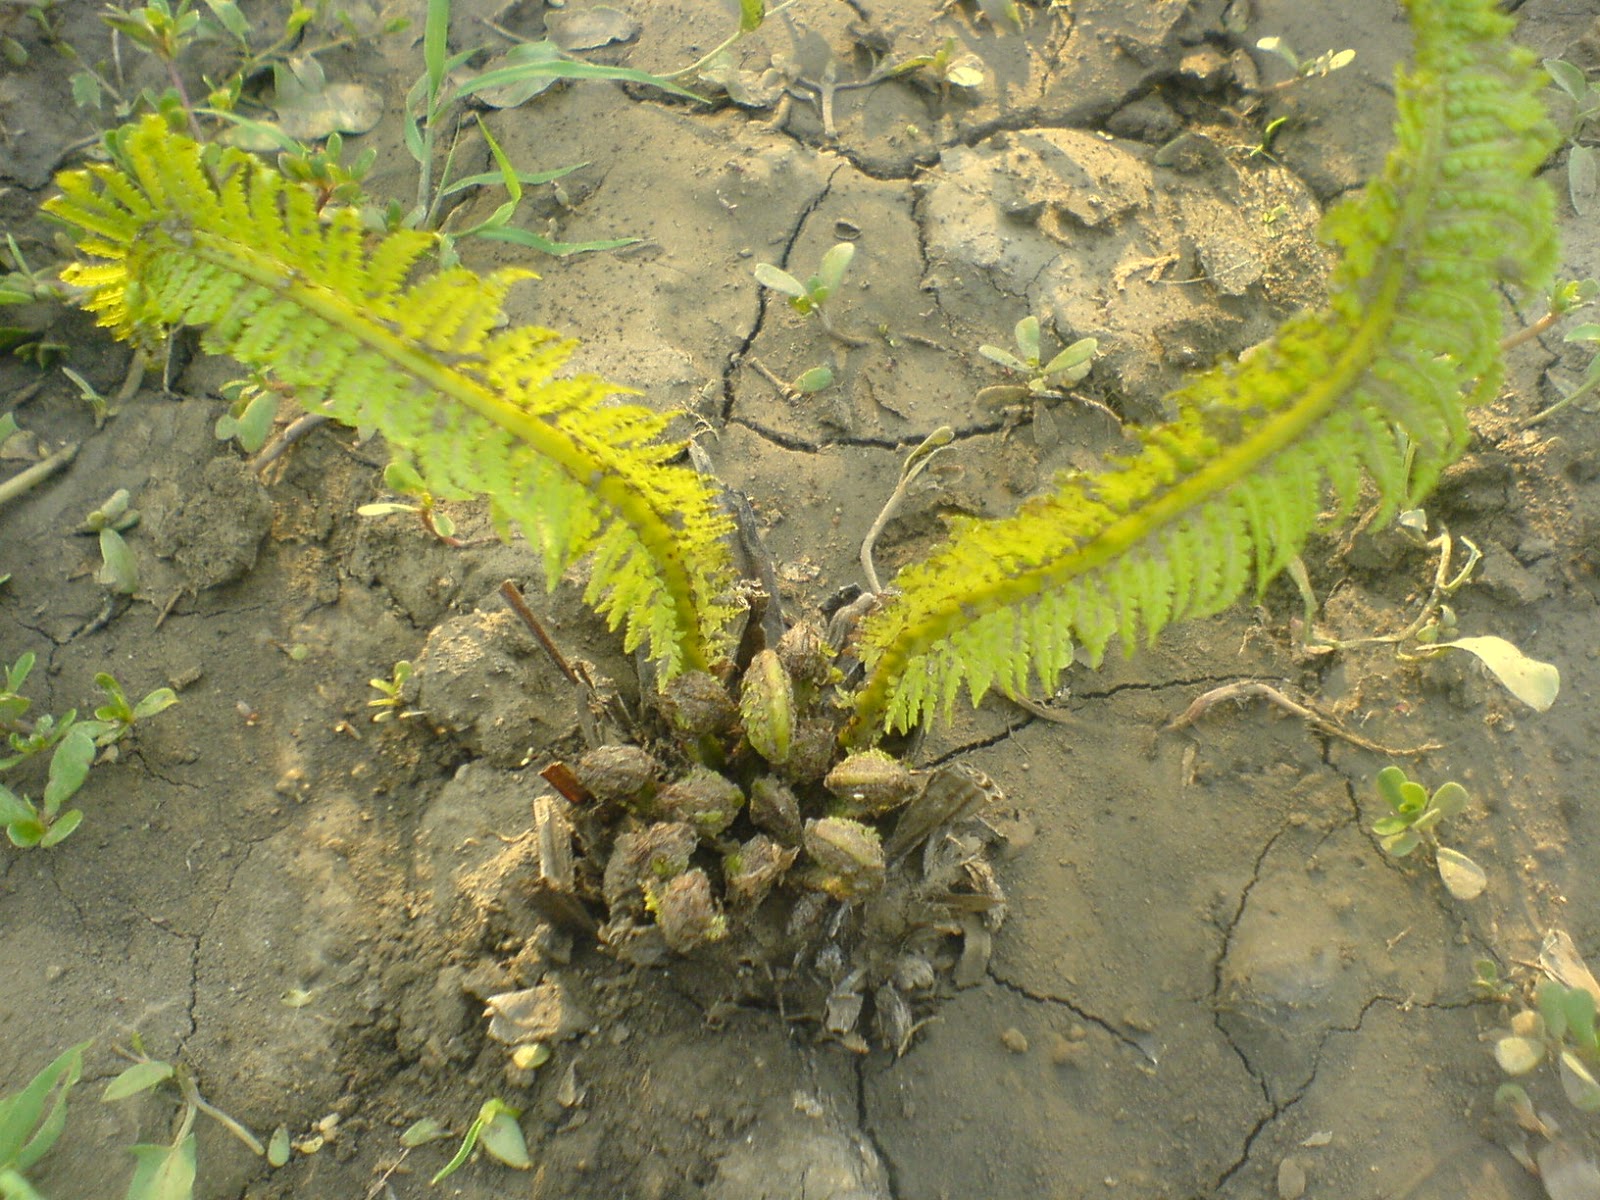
[40,0,1558,744]
[841,0,1559,742]
[42,117,737,679]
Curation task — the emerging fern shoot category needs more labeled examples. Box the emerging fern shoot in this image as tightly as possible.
[44,117,737,679]
[844,0,1559,743]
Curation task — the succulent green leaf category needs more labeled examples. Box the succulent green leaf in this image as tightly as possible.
[1434,846,1486,899]
[753,263,809,299]
[0,1044,85,1172]
[979,344,1030,373]
[479,1104,531,1169]
[101,1061,175,1103]
[1493,1035,1545,1076]
[814,242,855,298]
[1564,985,1598,1052]
[1539,980,1571,1042]
[124,1135,197,1200]
[1560,1050,1600,1111]
[38,810,83,847]
[1013,315,1041,365]
[42,728,95,816]
[1375,765,1409,812]
[1428,780,1469,820]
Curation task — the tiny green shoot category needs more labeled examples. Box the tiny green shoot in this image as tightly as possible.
[977,316,1097,405]
[1255,37,1355,87]
[429,1098,531,1184]
[367,660,418,723]
[1492,979,1600,1113]
[1371,766,1485,900]
[0,1042,88,1197]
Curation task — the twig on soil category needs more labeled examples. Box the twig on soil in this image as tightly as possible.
[498,579,583,688]
[251,412,328,476]
[860,427,952,593]
[0,439,78,509]
[1163,679,1440,756]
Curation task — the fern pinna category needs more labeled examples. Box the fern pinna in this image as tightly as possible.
[843,0,1559,743]
[43,117,736,679]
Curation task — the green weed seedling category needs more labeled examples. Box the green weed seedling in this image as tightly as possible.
[102,1040,269,1200]
[1254,37,1355,88]
[1372,765,1486,900]
[1543,59,1599,215]
[1493,979,1600,1114]
[887,37,986,99]
[1,657,177,847]
[78,489,140,594]
[428,1098,530,1185]
[0,235,69,367]
[212,372,280,454]
[755,242,862,344]
[0,1042,87,1200]
[366,660,418,723]
[356,460,461,544]
[977,316,1097,406]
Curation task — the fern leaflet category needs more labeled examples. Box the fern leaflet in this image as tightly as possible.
[45,116,737,678]
[845,0,1559,742]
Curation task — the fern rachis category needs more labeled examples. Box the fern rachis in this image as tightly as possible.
[842,0,1559,743]
[44,118,737,678]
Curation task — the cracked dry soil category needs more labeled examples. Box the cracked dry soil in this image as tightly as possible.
[4,1,1600,1197]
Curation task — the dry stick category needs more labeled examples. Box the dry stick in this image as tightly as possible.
[860,426,953,593]
[1163,680,1440,757]
[498,579,583,687]
[0,441,78,509]
[251,412,328,476]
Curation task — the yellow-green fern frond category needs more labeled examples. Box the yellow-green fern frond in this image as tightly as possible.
[45,116,737,678]
[846,0,1558,742]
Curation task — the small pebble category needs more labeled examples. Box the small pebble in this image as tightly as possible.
[1277,1155,1307,1200]
[1000,1027,1029,1054]
[1047,1031,1087,1067]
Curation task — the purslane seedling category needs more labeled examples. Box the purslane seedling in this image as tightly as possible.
[1371,765,1485,900]
[1493,979,1600,1114]
[754,242,861,346]
[977,315,1097,407]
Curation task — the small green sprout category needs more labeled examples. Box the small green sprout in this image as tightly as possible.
[1371,765,1485,900]
[755,242,856,318]
[367,660,418,723]
[429,1098,531,1184]
[888,37,986,98]
[1472,958,1516,1003]
[102,1038,269,1198]
[276,130,379,212]
[214,374,280,453]
[79,489,140,594]
[357,460,460,544]
[1,658,178,847]
[1544,59,1600,215]
[977,316,1097,405]
[1492,980,1600,1113]
[0,1042,88,1197]
[0,724,94,848]
[1255,37,1355,87]
[791,366,835,395]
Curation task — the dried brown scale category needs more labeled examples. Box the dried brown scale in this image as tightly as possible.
[776,619,832,685]
[824,749,917,818]
[654,765,744,837]
[657,669,739,736]
[747,775,803,844]
[802,817,887,901]
[779,717,836,785]
[723,834,799,909]
[650,868,726,954]
[602,821,698,915]
[572,744,661,807]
